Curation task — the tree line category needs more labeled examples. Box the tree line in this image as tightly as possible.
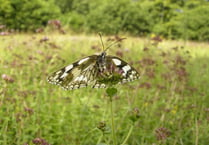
[0,0,209,41]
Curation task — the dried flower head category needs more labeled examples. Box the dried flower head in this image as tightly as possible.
[129,107,141,122]
[2,74,14,83]
[97,121,110,134]
[32,138,50,145]
[155,127,171,140]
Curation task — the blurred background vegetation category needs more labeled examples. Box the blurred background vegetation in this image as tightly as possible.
[1,0,209,41]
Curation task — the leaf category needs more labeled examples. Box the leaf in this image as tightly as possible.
[106,87,117,97]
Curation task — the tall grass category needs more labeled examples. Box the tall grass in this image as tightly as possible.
[0,34,209,145]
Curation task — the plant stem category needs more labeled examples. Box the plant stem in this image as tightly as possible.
[121,124,134,145]
[195,118,199,145]
[81,128,97,144]
[110,97,117,145]
[96,132,104,145]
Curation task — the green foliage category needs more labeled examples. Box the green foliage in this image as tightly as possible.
[106,87,117,97]
[84,0,153,35]
[0,0,60,31]
[1,0,209,40]
[55,0,73,13]
[153,4,209,41]
[177,5,209,41]
[65,12,86,31]
[0,0,13,20]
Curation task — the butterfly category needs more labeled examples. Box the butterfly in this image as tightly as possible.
[47,37,140,90]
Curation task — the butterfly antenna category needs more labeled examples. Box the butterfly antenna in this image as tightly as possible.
[99,32,105,51]
[104,37,126,52]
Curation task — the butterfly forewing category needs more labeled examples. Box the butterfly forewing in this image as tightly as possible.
[47,55,98,90]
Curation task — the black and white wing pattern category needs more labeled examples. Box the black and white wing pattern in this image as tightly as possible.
[92,55,140,88]
[47,53,140,90]
[48,55,98,90]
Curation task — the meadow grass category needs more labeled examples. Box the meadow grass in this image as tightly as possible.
[0,34,209,145]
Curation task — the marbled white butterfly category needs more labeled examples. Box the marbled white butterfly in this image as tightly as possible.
[47,37,140,90]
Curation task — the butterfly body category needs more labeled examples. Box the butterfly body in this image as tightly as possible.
[96,52,107,73]
[47,51,140,90]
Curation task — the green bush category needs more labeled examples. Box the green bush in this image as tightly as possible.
[180,5,209,41]
[0,0,13,26]
[84,0,153,35]
[153,5,209,41]
[0,0,60,31]
[66,12,86,31]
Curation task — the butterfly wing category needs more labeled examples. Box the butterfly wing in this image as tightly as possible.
[92,55,140,88]
[48,54,140,90]
[47,55,98,90]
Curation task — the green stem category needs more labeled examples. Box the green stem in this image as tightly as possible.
[121,125,134,145]
[96,132,104,145]
[81,128,97,144]
[110,97,117,145]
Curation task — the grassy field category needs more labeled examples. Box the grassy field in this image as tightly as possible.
[0,34,209,145]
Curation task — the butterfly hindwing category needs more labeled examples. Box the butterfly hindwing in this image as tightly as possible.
[92,56,140,88]
[108,56,140,83]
